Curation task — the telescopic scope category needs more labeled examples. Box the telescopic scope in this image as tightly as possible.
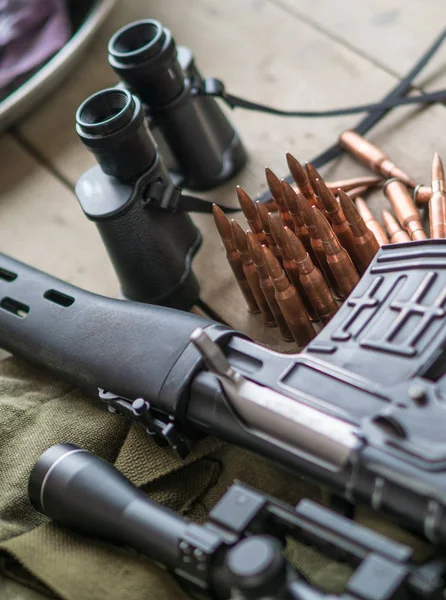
[108,19,247,190]
[29,444,189,568]
[29,445,296,599]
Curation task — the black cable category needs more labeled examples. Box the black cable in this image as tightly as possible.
[209,84,446,118]
[255,27,446,204]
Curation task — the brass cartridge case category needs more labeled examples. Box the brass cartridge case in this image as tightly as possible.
[339,130,416,187]
[236,186,268,245]
[313,208,360,298]
[265,167,295,231]
[295,191,340,294]
[314,179,362,272]
[263,246,315,348]
[248,232,293,341]
[256,201,283,263]
[383,178,427,241]
[429,153,446,239]
[269,213,318,320]
[212,204,260,313]
[285,227,338,325]
[413,185,432,205]
[338,190,380,272]
[355,199,389,246]
[381,209,411,244]
[232,220,276,326]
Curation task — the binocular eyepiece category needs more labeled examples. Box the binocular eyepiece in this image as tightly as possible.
[108,20,184,107]
[76,88,157,180]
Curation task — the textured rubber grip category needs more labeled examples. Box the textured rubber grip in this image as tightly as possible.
[0,253,214,404]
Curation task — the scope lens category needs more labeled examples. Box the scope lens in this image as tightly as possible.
[109,20,165,63]
[76,89,133,136]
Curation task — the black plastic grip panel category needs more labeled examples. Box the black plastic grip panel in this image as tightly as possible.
[0,253,216,404]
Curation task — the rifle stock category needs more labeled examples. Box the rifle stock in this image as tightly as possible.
[0,241,446,544]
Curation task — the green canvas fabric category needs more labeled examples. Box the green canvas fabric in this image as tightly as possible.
[0,356,434,599]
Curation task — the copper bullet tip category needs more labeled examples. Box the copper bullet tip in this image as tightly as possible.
[263,245,282,280]
[256,200,270,233]
[305,162,324,189]
[355,197,372,219]
[432,152,445,184]
[295,192,314,228]
[381,209,411,243]
[268,212,287,247]
[236,186,258,221]
[231,219,249,252]
[286,152,309,188]
[312,207,335,243]
[314,178,337,213]
[338,189,361,225]
[247,231,263,265]
[285,226,306,262]
[212,203,232,239]
[265,167,283,200]
[281,179,298,212]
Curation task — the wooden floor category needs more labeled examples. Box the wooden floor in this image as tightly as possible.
[1,0,445,350]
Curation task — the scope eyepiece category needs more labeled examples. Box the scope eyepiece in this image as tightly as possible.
[108,20,184,107]
[76,88,157,179]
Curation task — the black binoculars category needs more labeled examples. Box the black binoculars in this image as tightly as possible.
[75,18,247,312]
[108,19,247,191]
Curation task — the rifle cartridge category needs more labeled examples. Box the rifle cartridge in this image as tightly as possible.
[236,186,268,246]
[231,220,276,326]
[265,167,295,231]
[339,184,370,200]
[285,227,338,325]
[281,180,314,258]
[256,201,283,263]
[313,208,359,298]
[212,205,260,313]
[355,198,389,246]
[413,184,432,205]
[262,176,382,209]
[295,191,340,295]
[429,153,446,239]
[305,162,325,193]
[339,130,416,187]
[247,233,293,341]
[383,179,427,241]
[338,190,380,272]
[327,175,383,193]
[286,152,321,208]
[314,178,363,272]
[381,209,411,243]
[263,246,315,347]
[268,214,318,320]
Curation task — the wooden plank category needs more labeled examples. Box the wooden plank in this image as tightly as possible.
[0,135,118,297]
[272,0,446,90]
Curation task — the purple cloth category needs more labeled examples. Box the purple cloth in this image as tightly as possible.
[0,0,71,91]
